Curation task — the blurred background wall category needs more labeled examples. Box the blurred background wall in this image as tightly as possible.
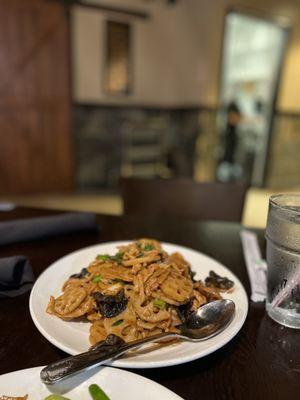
[72,0,300,111]
[71,0,300,189]
[1,0,300,226]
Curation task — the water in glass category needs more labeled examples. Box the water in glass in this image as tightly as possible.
[266,194,300,329]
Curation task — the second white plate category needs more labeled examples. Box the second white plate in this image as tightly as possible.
[30,241,248,369]
[0,366,183,399]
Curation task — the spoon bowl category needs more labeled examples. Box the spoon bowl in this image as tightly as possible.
[41,299,235,385]
[180,298,235,340]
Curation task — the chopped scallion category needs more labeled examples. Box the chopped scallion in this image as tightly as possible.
[113,278,125,284]
[92,275,102,283]
[153,299,166,309]
[112,319,124,326]
[96,254,110,261]
[110,252,124,262]
[144,244,154,251]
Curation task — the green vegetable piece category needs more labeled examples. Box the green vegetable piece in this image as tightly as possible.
[112,319,124,326]
[144,244,154,251]
[89,384,110,400]
[96,254,110,261]
[92,275,102,283]
[44,395,71,400]
[113,278,125,284]
[153,299,166,309]
[110,252,124,263]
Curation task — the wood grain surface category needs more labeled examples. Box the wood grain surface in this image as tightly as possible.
[0,0,73,194]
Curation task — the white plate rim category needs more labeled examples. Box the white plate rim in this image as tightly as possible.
[0,365,183,400]
[29,240,248,368]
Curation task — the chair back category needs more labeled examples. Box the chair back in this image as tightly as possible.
[121,178,247,222]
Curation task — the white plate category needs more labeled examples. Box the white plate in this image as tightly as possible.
[0,366,183,399]
[30,241,248,369]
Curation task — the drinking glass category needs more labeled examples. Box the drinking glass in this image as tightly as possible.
[265,194,300,329]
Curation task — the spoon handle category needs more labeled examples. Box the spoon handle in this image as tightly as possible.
[41,332,176,385]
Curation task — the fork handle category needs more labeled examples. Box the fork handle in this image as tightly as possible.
[40,332,176,385]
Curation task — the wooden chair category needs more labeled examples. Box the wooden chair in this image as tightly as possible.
[121,178,248,222]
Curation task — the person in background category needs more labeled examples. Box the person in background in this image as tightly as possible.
[217,100,243,182]
[223,101,242,164]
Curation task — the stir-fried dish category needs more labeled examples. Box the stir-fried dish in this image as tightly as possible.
[46,239,234,345]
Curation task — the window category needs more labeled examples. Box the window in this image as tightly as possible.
[104,20,132,95]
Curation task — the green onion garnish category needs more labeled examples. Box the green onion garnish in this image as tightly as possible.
[112,319,124,326]
[110,252,124,262]
[97,252,123,263]
[153,299,166,309]
[96,254,110,261]
[89,383,110,400]
[113,278,125,284]
[144,244,154,251]
[92,275,102,283]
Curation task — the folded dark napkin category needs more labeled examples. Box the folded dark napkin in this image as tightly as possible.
[0,256,34,298]
[0,212,98,246]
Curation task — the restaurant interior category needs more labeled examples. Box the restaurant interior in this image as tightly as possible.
[1,0,300,228]
[1,1,300,399]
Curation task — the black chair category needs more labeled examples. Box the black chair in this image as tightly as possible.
[121,178,248,222]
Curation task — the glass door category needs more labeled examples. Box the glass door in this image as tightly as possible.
[217,10,289,186]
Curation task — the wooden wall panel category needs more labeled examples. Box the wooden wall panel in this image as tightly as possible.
[0,0,73,194]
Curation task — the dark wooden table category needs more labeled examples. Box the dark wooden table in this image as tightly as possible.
[0,207,299,400]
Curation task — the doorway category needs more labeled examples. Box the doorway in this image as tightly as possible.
[217,10,289,186]
[0,0,73,194]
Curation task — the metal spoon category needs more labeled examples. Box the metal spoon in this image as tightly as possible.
[41,299,235,385]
